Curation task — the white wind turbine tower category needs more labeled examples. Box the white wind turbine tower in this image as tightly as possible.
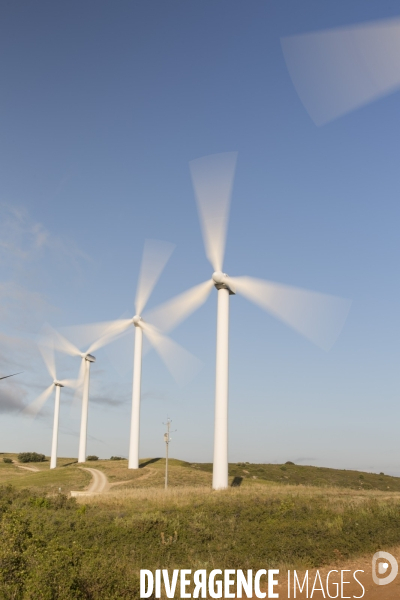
[145,152,352,490]
[46,322,128,463]
[23,342,78,469]
[102,239,200,470]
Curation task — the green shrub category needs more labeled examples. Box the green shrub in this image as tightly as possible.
[86,456,98,461]
[3,458,12,464]
[285,461,295,465]
[110,456,124,461]
[17,452,46,463]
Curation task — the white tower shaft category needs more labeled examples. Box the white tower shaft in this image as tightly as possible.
[129,325,143,469]
[50,385,61,469]
[78,360,91,463]
[212,287,230,490]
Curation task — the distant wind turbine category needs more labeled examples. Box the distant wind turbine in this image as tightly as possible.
[145,152,352,489]
[45,322,127,463]
[92,239,201,470]
[23,344,77,469]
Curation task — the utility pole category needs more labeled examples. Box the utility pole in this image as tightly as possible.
[163,418,176,489]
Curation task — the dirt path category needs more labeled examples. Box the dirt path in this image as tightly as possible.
[109,479,136,488]
[83,468,109,493]
[108,466,156,488]
[70,467,109,497]
[15,464,40,472]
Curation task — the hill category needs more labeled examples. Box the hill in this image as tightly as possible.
[1,452,399,493]
[1,454,400,598]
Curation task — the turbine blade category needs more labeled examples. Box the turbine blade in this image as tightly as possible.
[190,152,237,271]
[0,372,22,381]
[59,363,86,389]
[23,384,54,417]
[86,319,133,354]
[281,17,400,126]
[70,357,86,412]
[38,341,57,381]
[141,322,202,386]
[135,239,175,315]
[144,279,214,333]
[229,276,351,351]
[59,379,77,388]
[43,324,81,357]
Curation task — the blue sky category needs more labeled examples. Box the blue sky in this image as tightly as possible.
[1,1,400,474]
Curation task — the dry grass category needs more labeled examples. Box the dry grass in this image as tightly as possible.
[81,479,400,512]
[0,453,91,493]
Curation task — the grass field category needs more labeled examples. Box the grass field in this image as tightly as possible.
[2,452,398,492]
[2,454,400,598]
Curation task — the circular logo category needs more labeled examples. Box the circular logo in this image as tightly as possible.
[372,552,398,586]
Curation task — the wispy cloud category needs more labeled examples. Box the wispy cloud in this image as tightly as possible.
[0,203,90,270]
[91,394,128,408]
[0,283,55,334]
[142,389,171,402]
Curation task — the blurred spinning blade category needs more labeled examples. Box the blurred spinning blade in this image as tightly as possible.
[86,319,133,354]
[144,279,214,333]
[140,322,202,386]
[228,276,351,351]
[63,355,86,391]
[0,373,21,381]
[135,239,175,315]
[190,152,237,272]
[23,384,54,418]
[38,341,57,381]
[44,324,81,357]
[70,357,87,413]
[281,17,400,125]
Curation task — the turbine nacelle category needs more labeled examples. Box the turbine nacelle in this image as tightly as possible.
[80,353,96,363]
[132,315,142,327]
[212,271,236,295]
[54,381,64,388]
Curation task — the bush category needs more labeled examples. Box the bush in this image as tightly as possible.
[86,456,98,461]
[285,461,295,465]
[3,458,12,464]
[18,452,45,463]
[110,456,124,461]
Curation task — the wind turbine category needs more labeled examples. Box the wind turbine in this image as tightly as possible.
[45,322,127,463]
[23,344,77,469]
[145,152,352,489]
[280,16,400,126]
[100,239,200,470]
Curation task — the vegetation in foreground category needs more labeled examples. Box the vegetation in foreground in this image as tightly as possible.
[2,455,400,597]
[1,480,400,598]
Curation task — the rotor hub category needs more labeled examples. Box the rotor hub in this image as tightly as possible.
[132,315,142,327]
[54,381,64,388]
[212,271,227,285]
[212,271,235,295]
[84,354,96,363]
